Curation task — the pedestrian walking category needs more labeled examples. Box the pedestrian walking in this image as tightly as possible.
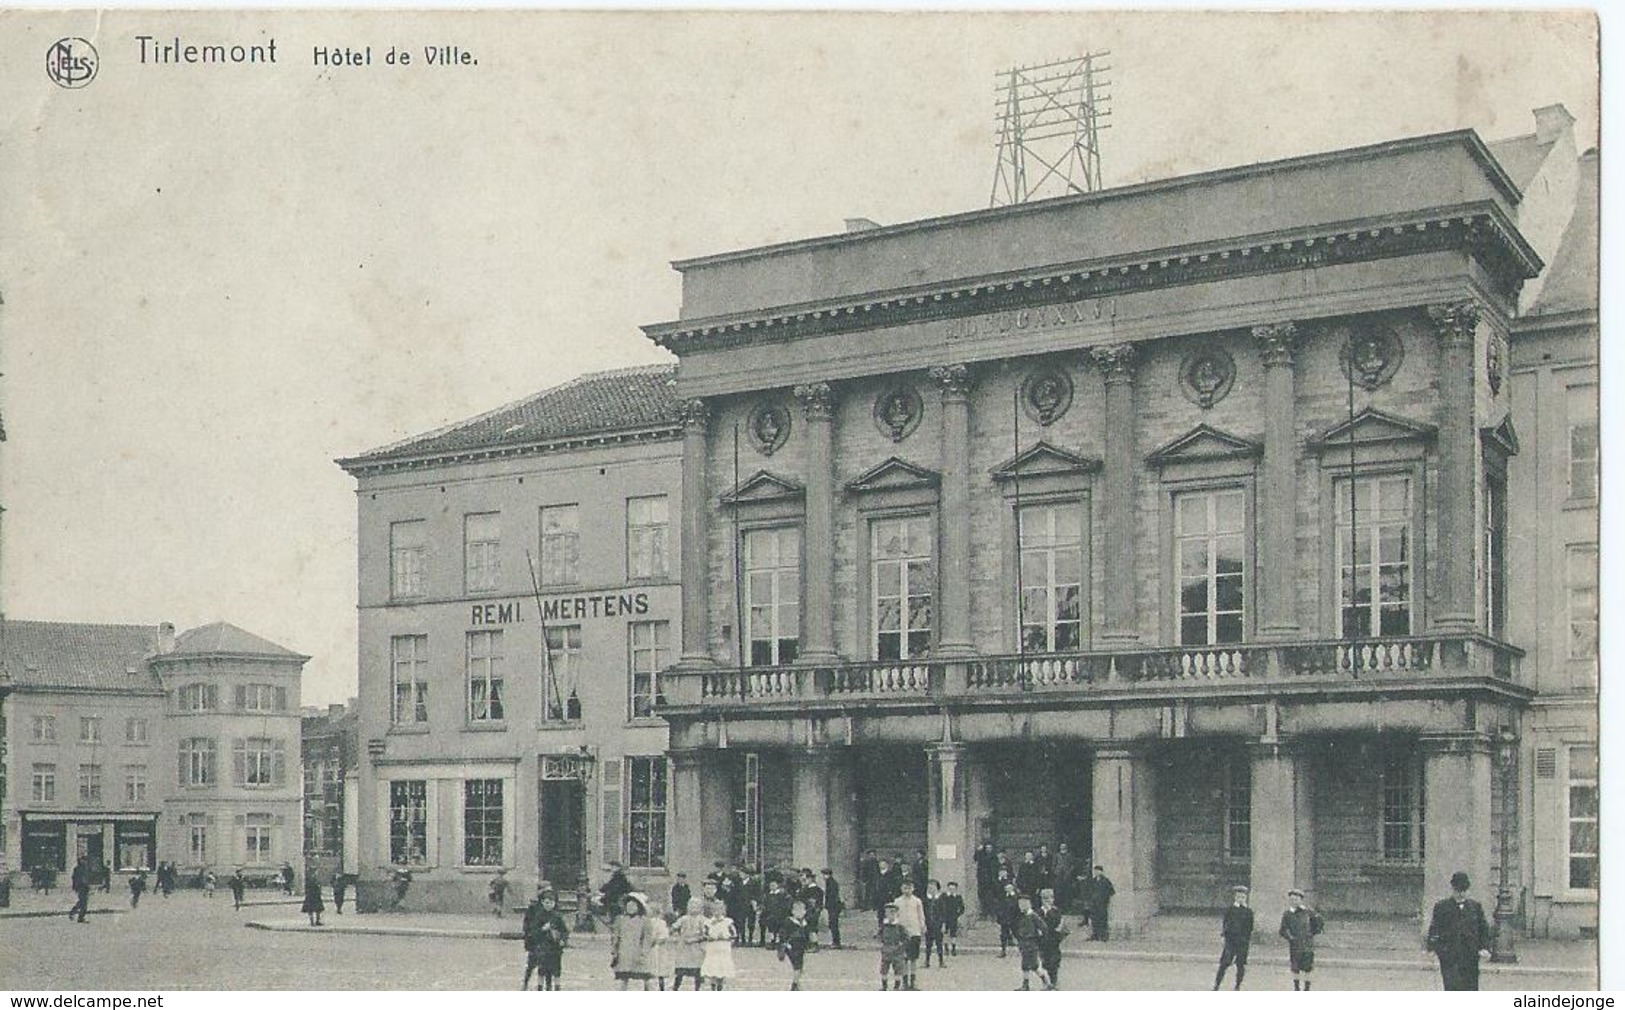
[521,884,570,991]
[798,868,825,945]
[1213,885,1255,990]
[821,868,845,948]
[1037,887,1069,989]
[229,868,247,910]
[489,868,511,917]
[67,856,91,923]
[280,861,296,896]
[941,881,964,955]
[1086,865,1115,940]
[893,879,926,990]
[332,872,348,914]
[302,874,326,926]
[780,899,812,990]
[922,880,947,968]
[671,897,708,991]
[1012,893,1047,990]
[699,898,738,990]
[202,869,216,900]
[1278,888,1324,991]
[128,869,148,909]
[610,893,659,990]
[1426,871,1492,991]
[878,903,908,991]
[762,877,792,948]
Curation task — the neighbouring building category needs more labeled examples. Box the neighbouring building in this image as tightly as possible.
[1,620,308,882]
[302,699,359,883]
[337,365,683,911]
[640,106,1595,937]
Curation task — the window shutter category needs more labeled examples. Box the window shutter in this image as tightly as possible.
[273,741,286,786]
[207,684,219,710]
[1536,748,1558,779]
[178,750,188,787]
[233,743,246,786]
[234,685,247,710]
[275,686,288,711]
[601,759,624,865]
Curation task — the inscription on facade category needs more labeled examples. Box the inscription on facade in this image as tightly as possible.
[470,592,650,625]
[943,298,1115,341]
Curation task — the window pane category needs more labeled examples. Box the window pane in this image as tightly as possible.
[1570,786,1599,819]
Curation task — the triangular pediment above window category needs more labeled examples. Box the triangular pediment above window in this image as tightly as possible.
[720,470,805,506]
[1145,424,1263,469]
[991,441,1103,482]
[1480,415,1521,458]
[1308,408,1438,454]
[846,456,941,494]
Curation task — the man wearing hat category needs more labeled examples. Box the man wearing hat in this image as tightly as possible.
[1085,865,1115,941]
[1426,871,1492,990]
[1213,885,1255,990]
[1278,888,1324,991]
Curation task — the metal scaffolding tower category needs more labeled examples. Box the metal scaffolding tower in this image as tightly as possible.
[990,53,1112,207]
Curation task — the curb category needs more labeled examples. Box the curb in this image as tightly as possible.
[0,907,124,920]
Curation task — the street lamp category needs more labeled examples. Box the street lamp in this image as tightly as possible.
[1491,726,1519,964]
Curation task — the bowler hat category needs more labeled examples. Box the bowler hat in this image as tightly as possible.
[1287,888,1304,897]
[1450,871,1471,890]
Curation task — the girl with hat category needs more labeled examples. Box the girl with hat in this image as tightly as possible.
[611,892,660,990]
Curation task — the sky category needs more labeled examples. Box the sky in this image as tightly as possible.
[0,9,1600,706]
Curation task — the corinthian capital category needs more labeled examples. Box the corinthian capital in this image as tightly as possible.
[677,398,711,433]
[926,363,974,398]
[1425,301,1482,347]
[1091,343,1139,385]
[1251,321,1301,369]
[792,382,835,421]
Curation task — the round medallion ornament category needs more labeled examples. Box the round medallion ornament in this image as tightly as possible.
[1020,368,1074,426]
[873,384,923,443]
[1179,347,1236,409]
[747,400,792,455]
[1341,324,1404,390]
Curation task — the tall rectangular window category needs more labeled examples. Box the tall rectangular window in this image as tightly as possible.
[540,504,580,586]
[125,718,148,744]
[124,765,147,803]
[745,527,801,666]
[233,738,285,787]
[236,683,287,712]
[1567,545,1598,660]
[78,764,103,805]
[466,631,505,722]
[389,780,429,865]
[464,512,501,593]
[1568,746,1599,890]
[32,716,56,743]
[1485,475,1508,639]
[245,813,273,863]
[1381,751,1426,863]
[1567,384,1598,500]
[188,817,208,863]
[390,519,427,598]
[627,495,670,580]
[391,635,430,724]
[1224,757,1251,859]
[543,625,583,722]
[872,515,933,660]
[627,756,669,869]
[179,738,216,788]
[1018,503,1084,652]
[1337,475,1413,638]
[628,621,671,719]
[80,717,102,744]
[31,764,56,803]
[463,779,504,866]
[1175,490,1246,645]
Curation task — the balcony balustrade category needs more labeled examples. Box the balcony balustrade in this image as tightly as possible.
[668,633,1522,710]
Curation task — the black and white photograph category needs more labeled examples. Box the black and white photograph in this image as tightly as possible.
[0,7,1604,993]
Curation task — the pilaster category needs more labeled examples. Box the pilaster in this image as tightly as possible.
[925,742,978,906]
[793,383,840,664]
[928,364,976,657]
[1251,322,1302,639]
[1090,745,1157,935]
[1426,301,1481,631]
[677,399,716,666]
[1248,737,1311,917]
[1093,345,1141,643]
[1420,731,1494,933]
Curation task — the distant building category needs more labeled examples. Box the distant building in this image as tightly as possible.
[337,365,683,910]
[301,699,358,882]
[1,619,308,880]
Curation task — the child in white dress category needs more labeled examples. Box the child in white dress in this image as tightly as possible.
[700,898,738,991]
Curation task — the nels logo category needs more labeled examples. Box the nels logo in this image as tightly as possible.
[46,37,99,89]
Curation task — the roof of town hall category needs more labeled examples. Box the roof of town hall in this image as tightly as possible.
[338,363,680,473]
[1,620,165,692]
[165,621,307,661]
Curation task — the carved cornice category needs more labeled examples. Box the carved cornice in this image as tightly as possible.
[793,382,836,421]
[677,398,712,433]
[1251,321,1301,369]
[927,363,974,398]
[1091,343,1139,386]
[1425,300,1483,348]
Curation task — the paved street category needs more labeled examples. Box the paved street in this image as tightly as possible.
[0,889,1597,991]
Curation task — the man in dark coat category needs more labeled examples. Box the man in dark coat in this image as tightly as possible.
[974,843,997,911]
[821,868,845,948]
[67,857,91,923]
[1016,851,1044,898]
[911,851,929,896]
[1213,884,1255,990]
[798,868,825,944]
[1052,843,1076,909]
[599,861,633,921]
[1426,871,1492,991]
[858,849,880,911]
[874,858,901,932]
[1086,865,1115,940]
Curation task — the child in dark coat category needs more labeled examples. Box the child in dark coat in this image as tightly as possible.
[941,882,965,955]
[780,900,813,991]
[522,886,571,991]
[922,881,947,967]
[301,875,326,926]
[878,904,909,991]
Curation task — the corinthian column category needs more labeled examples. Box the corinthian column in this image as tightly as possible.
[1426,301,1480,631]
[677,398,715,666]
[793,382,839,663]
[1252,322,1302,639]
[928,364,976,657]
[1093,344,1140,644]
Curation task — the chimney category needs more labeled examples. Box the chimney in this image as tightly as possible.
[1534,104,1575,146]
[843,217,881,234]
[329,703,345,718]
[157,622,176,654]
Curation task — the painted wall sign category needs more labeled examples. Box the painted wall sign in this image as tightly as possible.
[470,592,650,626]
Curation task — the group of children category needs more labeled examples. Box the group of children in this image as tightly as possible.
[875,878,966,990]
[1211,885,1327,992]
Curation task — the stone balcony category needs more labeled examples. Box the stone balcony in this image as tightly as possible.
[658,633,1526,716]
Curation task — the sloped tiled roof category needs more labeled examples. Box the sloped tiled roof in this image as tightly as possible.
[340,364,680,470]
[1525,150,1598,317]
[2,620,162,692]
[1487,133,1558,192]
[169,622,305,660]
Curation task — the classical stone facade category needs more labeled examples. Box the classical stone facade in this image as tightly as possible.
[644,109,1593,936]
